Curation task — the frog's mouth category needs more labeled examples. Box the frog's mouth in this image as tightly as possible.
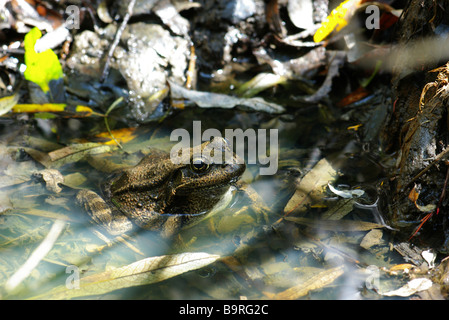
[168,186,235,229]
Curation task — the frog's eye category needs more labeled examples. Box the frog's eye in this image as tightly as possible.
[190,157,210,172]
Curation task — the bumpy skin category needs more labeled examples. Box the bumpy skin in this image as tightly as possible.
[76,137,245,237]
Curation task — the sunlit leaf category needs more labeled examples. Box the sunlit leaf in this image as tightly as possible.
[34,252,220,299]
[23,27,63,93]
[389,264,415,272]
[382,278,433,297]
[235,73,287,98]
[12,103,100,117]
[0,94,19,116]
[313,0,362,43]
[288,0,314,30]
[408,185,437,213]
[408,185,420,203]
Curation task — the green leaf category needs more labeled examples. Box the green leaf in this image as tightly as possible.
[24,27,63,93]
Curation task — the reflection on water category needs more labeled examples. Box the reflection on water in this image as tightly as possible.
[0,111,410,300]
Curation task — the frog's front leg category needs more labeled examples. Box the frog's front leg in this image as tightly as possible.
[76,190,133,235]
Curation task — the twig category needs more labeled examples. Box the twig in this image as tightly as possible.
[5,219,66,293]
[104,97,124,148]
[185,45,196,89]
[100,0,136,82]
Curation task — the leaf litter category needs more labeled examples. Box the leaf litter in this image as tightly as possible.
[1,0,447,300]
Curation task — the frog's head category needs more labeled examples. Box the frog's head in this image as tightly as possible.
[173,137,246,195]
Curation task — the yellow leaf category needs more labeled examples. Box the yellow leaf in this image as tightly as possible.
[12,103,99,117]
[23,27,63,93]
[94,127,138,145]
[313,0,362,43]
[0,94,19,116]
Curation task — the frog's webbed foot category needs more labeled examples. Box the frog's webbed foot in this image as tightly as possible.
[76,190,133,235]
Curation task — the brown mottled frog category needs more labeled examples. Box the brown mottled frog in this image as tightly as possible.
[76,137,245,237]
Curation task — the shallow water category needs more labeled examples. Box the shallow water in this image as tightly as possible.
[0,106,411,300]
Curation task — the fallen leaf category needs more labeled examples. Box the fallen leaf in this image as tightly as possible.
[421,250,436,269]
[285,216,384,231]
[266,265,344,299]
[48,143,116,163]
[12,103,99,117]
[408,185,437,213]
[313,0,362,43]
[23,27,63,93]
[328,183,364,198]
[235,73,287,98]
[94,127,137,145]
[383,278,433,297]
[284,158,338,215]
[360,229,383,249]
[389,264,415,272]
[337,86,370,107]
[408,185,419,203]
[288,0,314,30]
[34,252,220,299]
[33,169,64,193]
[0,93,19,116]
[61,172,87,189]
[169,81,285,114]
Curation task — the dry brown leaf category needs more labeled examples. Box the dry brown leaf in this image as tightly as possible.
[48,143,114,162]
[284,158,338,215]
[34,169,64,193]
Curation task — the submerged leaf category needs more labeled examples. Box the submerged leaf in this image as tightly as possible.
[266,266,344,299]
[285,216,384,231]
[360,229,383,249]
[284,158,338,215]
[48,143,116,163]
[35,252,220,299]
[33,169,64,193]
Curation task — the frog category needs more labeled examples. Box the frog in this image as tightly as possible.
[76,137,246,238]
